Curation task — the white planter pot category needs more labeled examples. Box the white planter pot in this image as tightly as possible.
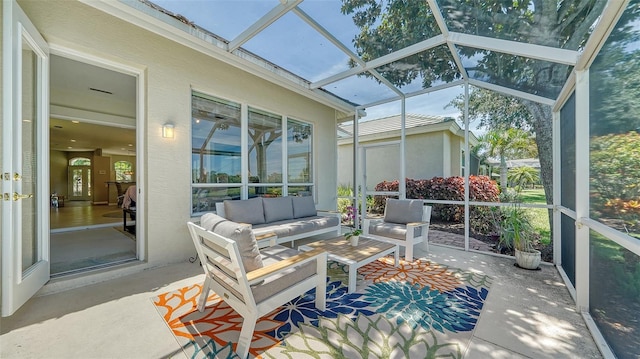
[515,249,541,270]
[349,236,359,247]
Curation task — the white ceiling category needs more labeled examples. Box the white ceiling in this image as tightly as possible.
[49,55,137,156]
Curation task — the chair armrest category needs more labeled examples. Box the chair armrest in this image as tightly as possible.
[363,217,383,225]
[406,221,430,228]
[246,248,327,285]
[255,232,278,248]
[317,210,341,218]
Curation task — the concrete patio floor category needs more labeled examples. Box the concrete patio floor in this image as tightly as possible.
[0,239,602,359]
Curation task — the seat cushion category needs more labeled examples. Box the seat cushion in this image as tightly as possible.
[384,198,423,224]
[224,197,265,225]
[251,245,317,304]
[291,196,317,218]
[369,222,422,241]
[262,196,294,223]
[253,216,340,238]
[200,213,264,272]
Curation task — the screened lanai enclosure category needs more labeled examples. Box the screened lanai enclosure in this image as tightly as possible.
[129,0,638,357]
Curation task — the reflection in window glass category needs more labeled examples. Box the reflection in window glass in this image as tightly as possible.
[457,45,572,99]
[191,94,242,213]
[374,45,461,93]
[437,0,602,50]
[192,94,241,184]
[190,93,315,214]
[588,3,640,358]
[248,107,282,184]
[589,5,640,238]
[288,119,312,183]
[248,186,282,198]
[590,231,640,358]
[114,161,133,181]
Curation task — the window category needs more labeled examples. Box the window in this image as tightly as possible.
[288,119,312,188]
[69,157,90,166]
[191,92,314,214]
[248,107,283,197]
[114,161,133,181]
[461,149,465,176]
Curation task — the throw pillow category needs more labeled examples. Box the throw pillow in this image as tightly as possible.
[200,213,264,272]
[223,197,265,225]
[292,195,317,218]
[263,197,294,222]
[383,198,423,224]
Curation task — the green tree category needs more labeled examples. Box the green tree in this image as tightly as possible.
[507,166,540,191]
[477,128,533,190]
[340,0,607,209]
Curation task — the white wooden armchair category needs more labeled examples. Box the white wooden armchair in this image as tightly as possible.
[187,214,327,359]
[363,198,432,261]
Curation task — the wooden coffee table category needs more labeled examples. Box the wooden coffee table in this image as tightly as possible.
[299,236,398,293]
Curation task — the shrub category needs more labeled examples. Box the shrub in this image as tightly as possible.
[591,132,640,226]
[373,176,500,233]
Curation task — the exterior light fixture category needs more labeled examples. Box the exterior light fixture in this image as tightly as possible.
[162,123,175,138]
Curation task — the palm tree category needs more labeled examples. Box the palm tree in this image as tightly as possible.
[508,166,540,191]
[478,128,533,189]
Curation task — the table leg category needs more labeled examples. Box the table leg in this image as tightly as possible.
[394,247,399,267]
[123,210,127,231]
[348,265,357,293]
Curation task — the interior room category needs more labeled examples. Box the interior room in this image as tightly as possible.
[48,54,138,275]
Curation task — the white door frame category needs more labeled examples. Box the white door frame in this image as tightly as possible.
[48,45,147,262]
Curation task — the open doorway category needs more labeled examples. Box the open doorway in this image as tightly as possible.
[49,54,138,276]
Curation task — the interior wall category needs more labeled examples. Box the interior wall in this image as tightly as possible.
[19,0,339,266]
[49,150,68,197]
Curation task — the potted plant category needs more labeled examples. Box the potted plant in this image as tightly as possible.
[498,205,541,269]
[344,228,363,247]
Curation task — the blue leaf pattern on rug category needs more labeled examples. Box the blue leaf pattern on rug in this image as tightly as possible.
[267,279,375,339]
[363,281,479,333]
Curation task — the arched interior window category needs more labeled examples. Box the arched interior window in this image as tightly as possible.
[69,157,91,166]
[114,161,133,181]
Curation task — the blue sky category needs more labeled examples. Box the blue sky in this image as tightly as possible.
[153,1,480,131]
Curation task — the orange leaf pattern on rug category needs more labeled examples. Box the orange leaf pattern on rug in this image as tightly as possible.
[358,257,461,292]
[153,283,282,357]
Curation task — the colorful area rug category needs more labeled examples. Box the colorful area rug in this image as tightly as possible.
[153,257,492,358]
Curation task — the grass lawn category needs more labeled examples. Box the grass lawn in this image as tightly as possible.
[519,188,547,204]
[519,189,551,245]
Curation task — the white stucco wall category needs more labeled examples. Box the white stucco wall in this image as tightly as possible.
[19,0,339,266]
[338,130,456,188]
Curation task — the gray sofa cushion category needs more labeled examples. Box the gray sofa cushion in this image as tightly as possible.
[200,213,264,272]
[262,197,294,223]
[292,196,317,218]
[224,197,265,225]
[253,215,340,239]
[384,198,423,224]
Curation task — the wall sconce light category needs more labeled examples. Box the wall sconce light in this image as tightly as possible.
[162,123,175,138]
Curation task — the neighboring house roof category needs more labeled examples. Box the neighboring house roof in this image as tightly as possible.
[486,158,540,168]
[338,113,478,144]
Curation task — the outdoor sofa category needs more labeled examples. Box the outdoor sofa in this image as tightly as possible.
[215,196,341,247]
